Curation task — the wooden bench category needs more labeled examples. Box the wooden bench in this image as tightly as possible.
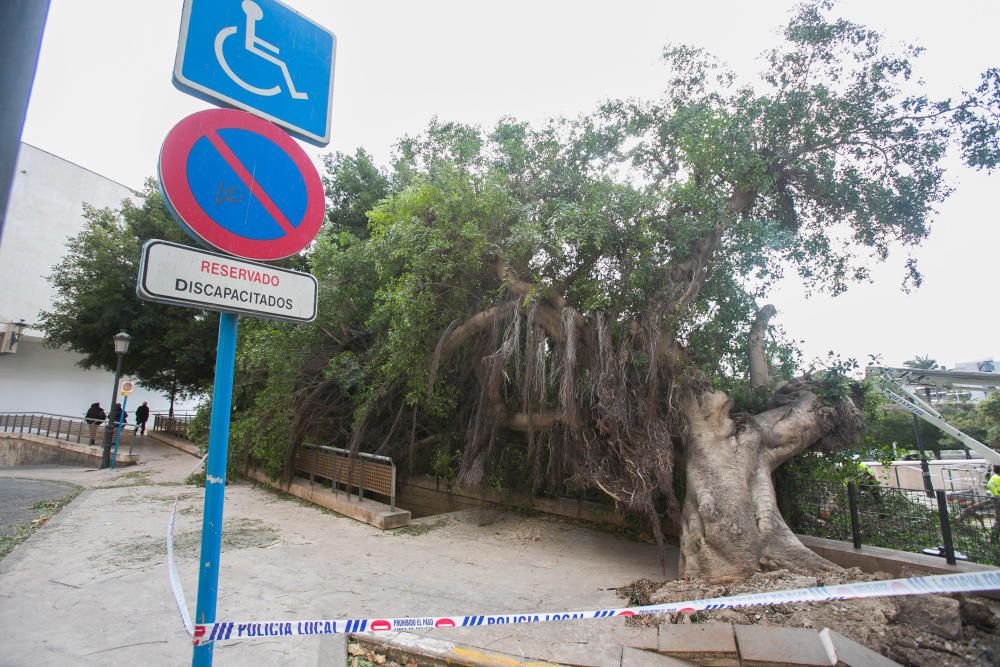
[293,444,396,508]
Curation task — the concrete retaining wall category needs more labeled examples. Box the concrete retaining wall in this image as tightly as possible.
[397,476,643,530]
[244,466,411,530]
[0,432,137,467]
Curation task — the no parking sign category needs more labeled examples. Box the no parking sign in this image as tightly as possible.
[158,108,324,261]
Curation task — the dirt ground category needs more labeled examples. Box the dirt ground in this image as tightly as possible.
[619,568,1000,666]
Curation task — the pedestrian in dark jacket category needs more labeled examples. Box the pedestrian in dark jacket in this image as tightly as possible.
[85,402,106,445]
[135,402,150,435]
[108,403,127,427]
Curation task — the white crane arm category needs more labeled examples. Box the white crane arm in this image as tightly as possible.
[867,368,1000,465]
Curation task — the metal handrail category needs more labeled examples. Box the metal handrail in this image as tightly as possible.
[152,414,193,438]
[300,442,396,511]
[0,411,132,446]
[303,442,393,464]
[0,411,97,421]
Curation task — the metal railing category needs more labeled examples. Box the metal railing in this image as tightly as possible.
[293,443,397,511]
[0,411,134,447]
[778,476,1000,567]
[153,414,194,438]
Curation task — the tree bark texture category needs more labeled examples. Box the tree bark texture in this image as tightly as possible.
[678,387,845,579]
[748,305,777,389]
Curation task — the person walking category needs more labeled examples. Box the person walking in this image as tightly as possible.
[135,401,150,436]
[108,402,127,429]
[84,402,106,445]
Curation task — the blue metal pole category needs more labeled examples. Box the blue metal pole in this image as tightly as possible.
[110,395,128,469]
[192,312,239,667]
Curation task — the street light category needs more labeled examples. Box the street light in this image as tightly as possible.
[101,331,132,469]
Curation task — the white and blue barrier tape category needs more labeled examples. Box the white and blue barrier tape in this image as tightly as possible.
[188,570,1000,645]
[166,462,1000,647]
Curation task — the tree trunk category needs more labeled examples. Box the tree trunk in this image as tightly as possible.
[748,305,776,389]
[678,388,841,580]
[169,375,177,418]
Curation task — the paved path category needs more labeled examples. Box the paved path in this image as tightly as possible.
[0,476,78,537]
[0,435,674,666]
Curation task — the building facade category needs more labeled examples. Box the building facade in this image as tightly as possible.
[0,143,197,417]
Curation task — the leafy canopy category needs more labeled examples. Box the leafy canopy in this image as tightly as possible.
[225,2,998,485]
[39,181,219,398]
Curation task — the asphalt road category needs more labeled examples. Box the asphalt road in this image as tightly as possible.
[0,475,78,537]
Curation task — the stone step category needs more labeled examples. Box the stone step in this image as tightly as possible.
[652,622,901,667]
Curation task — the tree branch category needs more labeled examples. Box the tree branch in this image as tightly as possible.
[748,305,777,389]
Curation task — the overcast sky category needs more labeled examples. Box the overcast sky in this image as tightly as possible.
[20,0,1000,371]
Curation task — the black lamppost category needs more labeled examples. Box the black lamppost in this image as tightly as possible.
[101,331,131,469]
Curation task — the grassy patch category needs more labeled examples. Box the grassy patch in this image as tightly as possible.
[393,519,448,536]
[348,641,414,667]
[100,517,281,568]
[185,470,206,487]
[0,486,81,561]
[94,469,155,489]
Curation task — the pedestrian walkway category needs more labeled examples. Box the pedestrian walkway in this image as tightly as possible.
[0,435,670,666]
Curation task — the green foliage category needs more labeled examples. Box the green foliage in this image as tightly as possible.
[322,149,391,239]
[776,449,872,489]
[225,2,999,500]
[808,354,861,404]
[780,473,1000,567]
[185,470,206,487]
[185,401,211,450]
[939,393,1000,448]
[429,444,461,484]
[38,181,217,398]
[864,405,946,458]
[903,355,938,370]
[953,68,1000,171]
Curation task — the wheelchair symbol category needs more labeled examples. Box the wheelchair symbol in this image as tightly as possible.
[214,0,308,100]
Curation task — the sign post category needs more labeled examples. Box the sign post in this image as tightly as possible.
[158,2,334,664]
[192,312,238,667]
[110,379,135,469]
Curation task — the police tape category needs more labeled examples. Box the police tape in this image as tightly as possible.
[167,454,207,638]
[187,569,1000,645]
[165,457,1000,647]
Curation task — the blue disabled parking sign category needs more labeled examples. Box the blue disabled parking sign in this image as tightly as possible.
[174,0,336,146]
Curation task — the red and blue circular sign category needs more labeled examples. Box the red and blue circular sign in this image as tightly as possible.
[158,109,324,261]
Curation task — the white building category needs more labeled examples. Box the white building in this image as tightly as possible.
[0,143,197,417]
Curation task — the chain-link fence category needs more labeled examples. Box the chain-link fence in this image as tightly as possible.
[777,476,1000,567]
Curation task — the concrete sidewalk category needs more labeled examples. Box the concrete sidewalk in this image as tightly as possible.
[0,435,671,666]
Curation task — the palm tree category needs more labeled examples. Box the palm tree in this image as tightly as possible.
[903,355,939,370]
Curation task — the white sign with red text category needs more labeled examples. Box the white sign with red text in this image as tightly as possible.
[137,240,317,323]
